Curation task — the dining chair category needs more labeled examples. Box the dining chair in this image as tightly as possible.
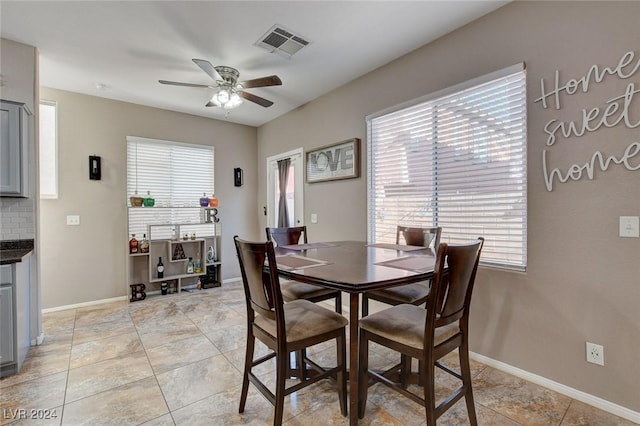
[234,236,348,425]
[266,226,342,314]
[361,225,442,317]
[358,237,484,425]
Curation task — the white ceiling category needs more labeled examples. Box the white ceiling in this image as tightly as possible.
[1,1,508,127]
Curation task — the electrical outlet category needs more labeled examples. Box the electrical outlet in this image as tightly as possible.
[586,342,604,366]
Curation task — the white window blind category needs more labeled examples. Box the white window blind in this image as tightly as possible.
[367,64,527,270]
[127,136,215,239]
[39,101,58,198]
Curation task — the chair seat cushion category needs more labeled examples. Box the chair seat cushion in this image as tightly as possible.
[255,299,348,343]
[280,280,338,301]
[359,304,458,350]
[367,282,429,304]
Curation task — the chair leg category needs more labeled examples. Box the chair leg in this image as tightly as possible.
[361,294,369,317]
[400,354,411,389]
[358,331,369,419]
[337,332,347,417]
[297,349,307,381]
[239,330,255,413]
[335,292,342,314]
[274,350,288,426]
[423,359,437,426]
[460,342,478,425]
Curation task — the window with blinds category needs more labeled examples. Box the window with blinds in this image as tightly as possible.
[367,64,527,270]
[127,136,215,239]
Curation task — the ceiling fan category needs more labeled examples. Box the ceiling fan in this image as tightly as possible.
[159,58,282,109]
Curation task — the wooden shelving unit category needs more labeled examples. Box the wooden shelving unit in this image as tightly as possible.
[127,208,221,300]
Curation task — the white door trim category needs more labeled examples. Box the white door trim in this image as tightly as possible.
[266,148,304,228]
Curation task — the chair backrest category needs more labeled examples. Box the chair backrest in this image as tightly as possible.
[233,236,284,323]
[396,225,442,249]
[266,226,308,246]
[427,237,484,331]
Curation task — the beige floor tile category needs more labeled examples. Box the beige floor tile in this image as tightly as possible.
[65,350,153,403]
[171,385,274,426]
[137,318,203,350]
[140,413,176,426]
[42,309,77,333]
[69,331,142,369]
[204,322,248,353]
[156,353,242,411]
[145,334,221,373]
[129,299,191,327]
[0,372,67,426]
[0,345,70,389]
[62,376,168,425]
[186,306,245,333]
[472,367,572,425]
[560,400,639,426]
[73,303,131,328]
[71,315,136,344]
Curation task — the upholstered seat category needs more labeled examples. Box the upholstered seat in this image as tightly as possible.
[234,236,348,426]
[358,238,484,425]
[255,299,348,344]
[280,281,338,302]
[359,304,458,350]
[362,225,441,317]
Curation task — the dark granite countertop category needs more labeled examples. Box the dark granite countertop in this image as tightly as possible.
[0,239,34,265]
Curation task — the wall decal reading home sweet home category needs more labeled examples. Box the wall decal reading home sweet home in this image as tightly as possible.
[535,50,640,191]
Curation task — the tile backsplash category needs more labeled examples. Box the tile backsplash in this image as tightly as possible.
[0,198,35,240]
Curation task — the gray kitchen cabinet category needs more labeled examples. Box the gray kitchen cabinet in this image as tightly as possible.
[0,258,31,377]
[0,100,31,197]
[0,284,14,366]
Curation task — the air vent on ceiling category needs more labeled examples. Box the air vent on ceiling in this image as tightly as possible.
[256,25,310,58]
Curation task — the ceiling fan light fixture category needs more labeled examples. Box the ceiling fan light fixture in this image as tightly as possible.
[211,87,243,109]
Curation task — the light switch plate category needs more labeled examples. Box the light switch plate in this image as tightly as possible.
[67,215,80,226]
[619,216,639,238]
[311,213,318,224]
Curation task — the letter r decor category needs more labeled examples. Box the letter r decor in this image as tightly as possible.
[305,138,360,183]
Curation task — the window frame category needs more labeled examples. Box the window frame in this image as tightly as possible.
[366,63,527,271]
[126,136,215,239]
[39,100,58,199]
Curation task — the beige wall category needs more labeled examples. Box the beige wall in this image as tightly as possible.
[258,1,640,414]
[39,88,258,308]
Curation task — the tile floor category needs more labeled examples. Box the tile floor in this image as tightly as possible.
[1,282,636,425]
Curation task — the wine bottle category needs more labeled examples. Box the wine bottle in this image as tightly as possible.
[186,257,194,274]
[157,257,164,279]
[129,234,139,254]
[139,233,149,253]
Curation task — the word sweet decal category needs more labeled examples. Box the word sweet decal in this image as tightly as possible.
[535,51,640,191]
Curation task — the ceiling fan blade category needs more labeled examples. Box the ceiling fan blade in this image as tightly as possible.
[205,101,216,107]
[159,80,212,88]
[192,58,223,82]
[238,91,274,108]
[239,75,282,89]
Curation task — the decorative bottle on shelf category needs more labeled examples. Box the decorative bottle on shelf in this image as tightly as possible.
[195,252,202,273]
[157,257,164,279]
[139,233,149,254]
[143,190,155,207]
[186,257,194,274]
[209,194,219,207]
[171,228,178,241]
[129,234,139,254]
[199,192,210,207]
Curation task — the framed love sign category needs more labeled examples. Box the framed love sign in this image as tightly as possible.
[305,138,360,183]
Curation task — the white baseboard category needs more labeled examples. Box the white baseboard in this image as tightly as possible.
[41,295,128,313]
[470,352,640,424]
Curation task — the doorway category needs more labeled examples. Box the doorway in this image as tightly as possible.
[266,148,304,228]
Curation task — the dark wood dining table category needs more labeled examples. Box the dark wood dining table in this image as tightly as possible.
[273,240,437,425]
